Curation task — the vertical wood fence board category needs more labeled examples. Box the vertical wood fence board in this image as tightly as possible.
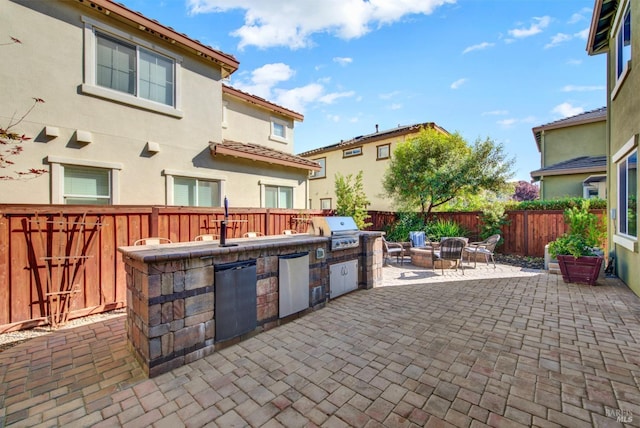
[82,214,102,309]
[100,215,116,305]
[11,216,32,323]
[0,213,9,325]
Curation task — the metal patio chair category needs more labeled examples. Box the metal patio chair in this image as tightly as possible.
[464,234,500,268]
[382,237,405,265]
[432,238,466,274]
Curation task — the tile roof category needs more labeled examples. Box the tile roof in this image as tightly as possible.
[211,140,321,171]
[298,121,448,157]
[530,155,607,179]
[532,107,606,150]
[222,85,303,121]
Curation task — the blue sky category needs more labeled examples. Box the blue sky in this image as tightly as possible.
[124,0,606,181]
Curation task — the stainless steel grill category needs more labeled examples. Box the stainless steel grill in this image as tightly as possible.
[309,216,360,251]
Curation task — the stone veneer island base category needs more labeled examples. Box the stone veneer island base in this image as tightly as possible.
[118,232,383,377]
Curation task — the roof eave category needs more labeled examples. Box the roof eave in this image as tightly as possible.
[530,165,606,179]
[222,86,304,121]
[211,145,320,171]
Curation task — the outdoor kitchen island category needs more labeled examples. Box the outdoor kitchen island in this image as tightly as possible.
[118,230,384,377]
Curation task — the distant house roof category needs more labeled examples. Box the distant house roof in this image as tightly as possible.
[210,140,320,171]
[297,122,449,157]
[587,0,618,55]
[78,0,239,77]
[222,85,304,122]
[530,156,607,180]
[532,107,606,152]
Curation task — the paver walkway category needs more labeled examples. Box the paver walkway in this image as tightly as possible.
[1,263,639,427]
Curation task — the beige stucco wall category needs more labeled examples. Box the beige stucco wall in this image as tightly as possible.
[0,0,308,208]
[606,0,640,296]
[222,96,295,154]
[307,133,416,211]
[542,121,606,166]
[540,174,595,200]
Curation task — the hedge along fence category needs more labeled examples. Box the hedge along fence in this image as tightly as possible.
[0,204,605,332]
[0,205,325,332]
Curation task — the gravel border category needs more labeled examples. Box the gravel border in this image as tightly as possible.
[0,309,126,353]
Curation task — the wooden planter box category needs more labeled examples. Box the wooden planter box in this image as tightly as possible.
[556,255,603,286]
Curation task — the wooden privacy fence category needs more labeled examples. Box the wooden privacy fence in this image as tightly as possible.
[0,205,324,332]
[366,209,607,258]
[0,205,605,332]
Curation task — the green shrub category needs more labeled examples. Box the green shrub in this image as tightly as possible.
[383,212,426,242]
[510,197,606,211]
[426,219,469,241]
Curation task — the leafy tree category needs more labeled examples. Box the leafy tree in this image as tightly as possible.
[512,180,539,201]
[335,171,372,230]
[382,128,514,219]
[1,36,47,180]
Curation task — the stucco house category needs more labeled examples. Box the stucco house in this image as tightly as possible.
[588,0,638,295]
[530,108,607,200]
[0,0,318,209]
[299,122,449,212]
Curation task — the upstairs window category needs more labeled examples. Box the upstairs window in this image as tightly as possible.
[377,144,390,160]
[343,147,362,158]
[310,158,326,179]
[97,32,175,106]
[615,3,631,81]
[270,118,288,143]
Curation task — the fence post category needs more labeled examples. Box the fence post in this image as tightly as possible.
[523,210,529,257]
[151,207,159,237]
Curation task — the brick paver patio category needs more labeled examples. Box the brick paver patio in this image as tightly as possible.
[1,263,639,427]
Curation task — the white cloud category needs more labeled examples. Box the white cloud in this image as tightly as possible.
[575,28,589,40]
[450,78,468,89]
[333,57,353,66]
[568,7,592,24]
[318,91,356,104]
[462,41,494,54]
[498,118,517,127]
[379,91,400,100]
[349,116,360,123]
[551,102,584,118]
[187,0,456,49]
[561,85,605,92]
[482,110,508,116]
[566,58,582,66]
[326,114,341,122]
[390,103,402,110]
[545,33,572,49]
[508,16,551,38]
[231,63,355,113]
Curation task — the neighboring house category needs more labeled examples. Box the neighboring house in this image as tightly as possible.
[0,0,317,209]
[588,0,638,296]
[299,122,449,212]
[530,108,607,200]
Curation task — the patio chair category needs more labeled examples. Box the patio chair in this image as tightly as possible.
[432,238,466,275]
[243,231,264,238]
[382,237,405,265]
[283,229,298,235]
[464,234,500,268]
[194,234,219,241]
[134,237,172,246]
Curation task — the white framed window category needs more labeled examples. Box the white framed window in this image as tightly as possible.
[320,198,332,210]
[618,148,637,238]
[377,144,390,160]
[310,158,326,179]
[616,3,631,81]
[270,117,289,143]
[163,170,225,207]
[47,156,122,204]
[265,185,293,208]
[81,16,183,118]
[343,147,362,158]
